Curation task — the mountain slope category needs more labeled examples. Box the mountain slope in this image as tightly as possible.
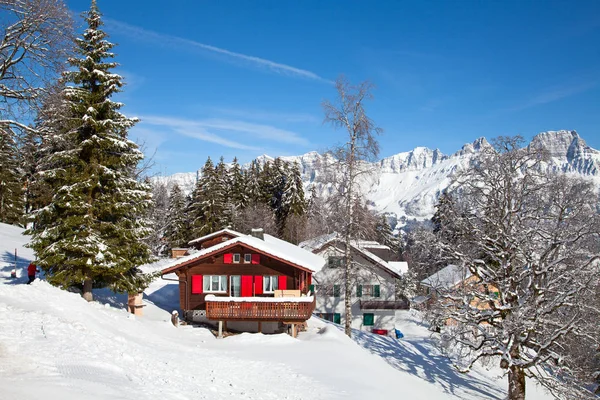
[0,222,553,399]
[157,130,600,223]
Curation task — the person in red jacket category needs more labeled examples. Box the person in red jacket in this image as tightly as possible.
[27,262,37,284]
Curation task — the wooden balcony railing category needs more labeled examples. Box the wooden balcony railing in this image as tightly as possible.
[205,296,315,322]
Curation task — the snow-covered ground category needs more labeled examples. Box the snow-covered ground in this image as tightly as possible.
[0,223,553,399]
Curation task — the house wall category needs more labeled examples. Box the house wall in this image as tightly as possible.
[178,244,310,312]
[312,245,399,331]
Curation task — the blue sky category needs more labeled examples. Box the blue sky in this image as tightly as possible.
[67,0,600,175]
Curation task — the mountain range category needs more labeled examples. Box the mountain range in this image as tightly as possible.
[157,130,600,227]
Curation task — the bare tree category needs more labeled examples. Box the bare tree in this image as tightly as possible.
[322,76,382,337]
[435,136,600,400]
[0,0,73,132]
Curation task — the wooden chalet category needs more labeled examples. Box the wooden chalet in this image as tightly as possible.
[161,229,325,336]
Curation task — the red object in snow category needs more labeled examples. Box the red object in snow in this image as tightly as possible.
[372,329,388,335]
[27,263,36,276]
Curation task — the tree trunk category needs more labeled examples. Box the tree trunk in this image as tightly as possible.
[82,279,93,302]
[508,365,526,400]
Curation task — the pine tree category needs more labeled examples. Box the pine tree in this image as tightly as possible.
[28,1,155,301]
[0,124,24,225]
[215,156,230,227]
[164,183,189,250]
[246,160,262,205]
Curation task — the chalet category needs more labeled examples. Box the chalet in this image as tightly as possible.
[160,228,325,336]
[299,233,409,334]
[417,264,499,315]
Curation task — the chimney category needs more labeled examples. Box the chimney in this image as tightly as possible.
[171,248,188,258]
[250,228,264,240]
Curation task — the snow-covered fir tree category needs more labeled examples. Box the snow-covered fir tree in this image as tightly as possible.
[28,1,155,301]
[164,183,189,249]
[146,180,169,256]
[215,156,231,227]
[245,160,262,205]
[0,124,24,225]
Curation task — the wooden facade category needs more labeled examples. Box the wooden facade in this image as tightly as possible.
[163,241,315,323]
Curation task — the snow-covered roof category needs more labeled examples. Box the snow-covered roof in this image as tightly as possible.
[299,232,404,278]
[388,261,409,275]
[188,228,242,245]
[161,232,325,274]
[421,264,471,289]
[298,232,338,252]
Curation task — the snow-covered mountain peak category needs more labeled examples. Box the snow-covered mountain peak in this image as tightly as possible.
[529,130,600,175]
[379,146,447,173]
[453,137,490,157]
[156,131,598,224]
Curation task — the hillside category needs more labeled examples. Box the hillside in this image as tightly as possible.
[156,130,600,224]
[0,222,554,399]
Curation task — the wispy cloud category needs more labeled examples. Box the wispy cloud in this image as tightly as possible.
[210,107,320,124]
[139,115,309,150]
[105,18,332,83]
[508,81,597,112]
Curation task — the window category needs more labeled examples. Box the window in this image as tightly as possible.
[244,254,252,263]
[328,256,344,268]
[357,284,380,298]
[317,313,341,324]
[363,313,374,326]
[233,253,241,263]
[317,284,341,297]
[263,275,279,293]
[203,275,227,293]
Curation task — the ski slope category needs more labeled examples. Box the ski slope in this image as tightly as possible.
[0,223,553,399]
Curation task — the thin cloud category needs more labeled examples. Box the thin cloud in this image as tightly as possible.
[200,118,309,145]
[140,115,309,149]
[509,81,597,112]
[211,107,320,124]
[105,18,332,83]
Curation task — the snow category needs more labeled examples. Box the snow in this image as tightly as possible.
[0,222,554,400]
[299,232,403,277]
[163,229,326,273]
[421,264,472,289]
[205,294,314,303]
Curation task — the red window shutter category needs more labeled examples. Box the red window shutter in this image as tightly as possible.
[251,254,260,264]
[278,276,287,290]
[241,275,253,297]
[224,253,233,264]
[254,276,263,295]
[191,275,203,294]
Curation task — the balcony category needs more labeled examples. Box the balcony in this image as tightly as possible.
[359,298,410,310]
[205,295,315,322]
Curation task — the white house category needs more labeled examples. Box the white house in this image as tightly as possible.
[299,233,409,333]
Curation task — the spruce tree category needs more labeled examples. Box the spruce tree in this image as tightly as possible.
[0,124,24,225]
[215,156,230,227]
[28,1,154,301]
[165,183,189,249]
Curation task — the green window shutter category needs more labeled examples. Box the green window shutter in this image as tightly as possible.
[374,285,380,298]
[357,284,362,297]
[333,284,340,297]
[309,284,315,294]
[363,313,374,326]
[334,313,341,324]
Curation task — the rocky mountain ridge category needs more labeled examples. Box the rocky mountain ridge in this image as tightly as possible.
[156,130,600,224]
